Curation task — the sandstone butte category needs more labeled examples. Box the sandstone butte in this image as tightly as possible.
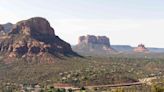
[0,17,77,63]
[134,44,149,52]
[76,35,115,51]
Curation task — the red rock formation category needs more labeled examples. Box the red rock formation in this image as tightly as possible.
[134,44,148,52]
[75,35,116,53]
[11,17,54,37]
[78,35,110,47]
[0,17,76,59]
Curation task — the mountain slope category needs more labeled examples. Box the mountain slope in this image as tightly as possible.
[0,17,77,63]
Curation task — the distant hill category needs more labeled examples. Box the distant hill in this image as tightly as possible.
[73,43,164,56]
[111,45,133,53]
[148,48,164,53]
[73,35,164,55]
[112,45,164,53]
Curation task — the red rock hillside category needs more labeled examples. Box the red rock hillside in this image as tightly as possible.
[0,17,76,60]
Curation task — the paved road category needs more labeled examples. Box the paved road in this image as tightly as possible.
[85,82,143,88]
[85,76,164,88]
[67,76,163,90]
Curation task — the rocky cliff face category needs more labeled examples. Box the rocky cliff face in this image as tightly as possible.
[73,35,116,54]
[134,44,148,52]
[0,25,4,33]
[78,35,110,47]
[10,18,54,37]
[0,17,76,61]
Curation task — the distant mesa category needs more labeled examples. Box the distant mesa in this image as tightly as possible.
[73,35,116,54]
[0,17,77,63]
[78,35,110,47]
[134,44,149,52]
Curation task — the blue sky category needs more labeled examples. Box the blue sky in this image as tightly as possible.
[0,0,164,47]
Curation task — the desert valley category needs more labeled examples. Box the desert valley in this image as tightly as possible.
[0,17,163,92]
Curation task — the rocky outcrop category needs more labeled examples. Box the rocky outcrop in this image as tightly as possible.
[10,18,54,37]
[0,24,5,35]
[0,25,3,31]
[0,17,76,59]
[78,35,110,47]
[0,23,13,35]
[134,44,148,52]
[3,23,13,33]
[73,35,116,54]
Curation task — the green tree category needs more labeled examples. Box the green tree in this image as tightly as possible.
[68,88,73,92]
[151,85,164,92]
[80,87,86,92]
[112,88,125,92]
